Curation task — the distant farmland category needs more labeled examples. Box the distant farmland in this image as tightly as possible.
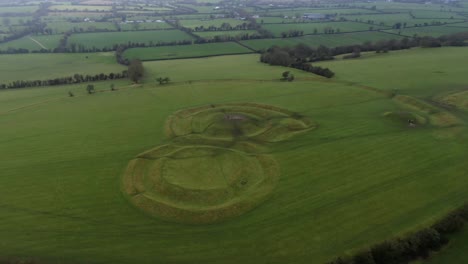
[67,30,194,49]
[123,42,254,60]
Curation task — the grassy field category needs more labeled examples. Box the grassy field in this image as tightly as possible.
[46,22,117,34]
[194,30,258,38]
[383,25,468,37]
[240,31,401,51]
[48,4,113,12]
[123,42,253,60]
[0,53,125,83]
[0,35,62,51]
[119,22,173,31]
[315,47,468,97]
[1,50,468,264]
[341,13,464,27]
[179,18,248,29]
[261,21,386,36]
[67,30,194,49]
[0,5,39,13]
[259,8,380,17]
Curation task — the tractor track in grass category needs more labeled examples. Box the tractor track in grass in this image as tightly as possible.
[28,36,47,49]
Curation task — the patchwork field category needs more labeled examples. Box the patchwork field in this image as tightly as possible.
[261,21,387,36]
[383,25,468,37]
[179,18,248,29]
[240,31,401,51]
[67,30,194,49]
[123,42,253,60]
[46,22,117,34]
[1,49,468,263]
[194,30,258,38]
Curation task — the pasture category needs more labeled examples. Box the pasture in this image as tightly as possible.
[315,47,468,97]
[240,31,401,51]
[1,50,468,264]
[340,13,464,27]
[261,21,386,37]
[0,52,124,83]
[0,35,62,51]
[48,5,113,12]
[383,25,468,37]
[0,5,38,13]
[67,30,194,49]
[179,18,248,29]
[194,30,258,38]
[46,22,117,34]
[123,42,253,60]
[119,21,173,31]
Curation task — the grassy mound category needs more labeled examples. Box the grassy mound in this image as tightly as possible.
[122,145,279,224]
[165,103,316,143]
[393,95,462,128]
[439,90,468,111]
[383,111,427,127]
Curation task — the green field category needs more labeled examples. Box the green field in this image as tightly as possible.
[123,42,253,60]
[383,25,468,37]
[240,31,401,51]
[0,53,125,83]
[67,30,194,49]
[46,22,117,34]
[3,0,468,261]
[341,13,464,27]
[0,35,62,51]
[316,47,468,97]
[194,30,258,38]
[259,8,380,17]
[1,49,468,263]
[0,5,38,13]
[119,21,173,31]
[410,10,465,19]
[261,21,386,36]
[179,18,248,29]
[48,4,113,12]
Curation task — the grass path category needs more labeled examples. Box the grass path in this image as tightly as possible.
[28,36,47,49]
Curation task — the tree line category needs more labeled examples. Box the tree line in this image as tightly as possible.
[0,71,128,89]
[327,203,468,264]
[260,31,468,78]
[260,45,335,78]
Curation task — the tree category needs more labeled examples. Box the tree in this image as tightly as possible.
[86,84,95,94]
[128,59,144,83]
[156,77,170,85]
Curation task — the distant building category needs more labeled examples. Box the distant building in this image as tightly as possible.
[302,13,334,20]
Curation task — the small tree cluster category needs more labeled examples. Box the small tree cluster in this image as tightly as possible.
[281,71,294,82]
[260,45,335,78]
[128,59,144,83]
[156,77,170,85]
[86,84,95,94]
